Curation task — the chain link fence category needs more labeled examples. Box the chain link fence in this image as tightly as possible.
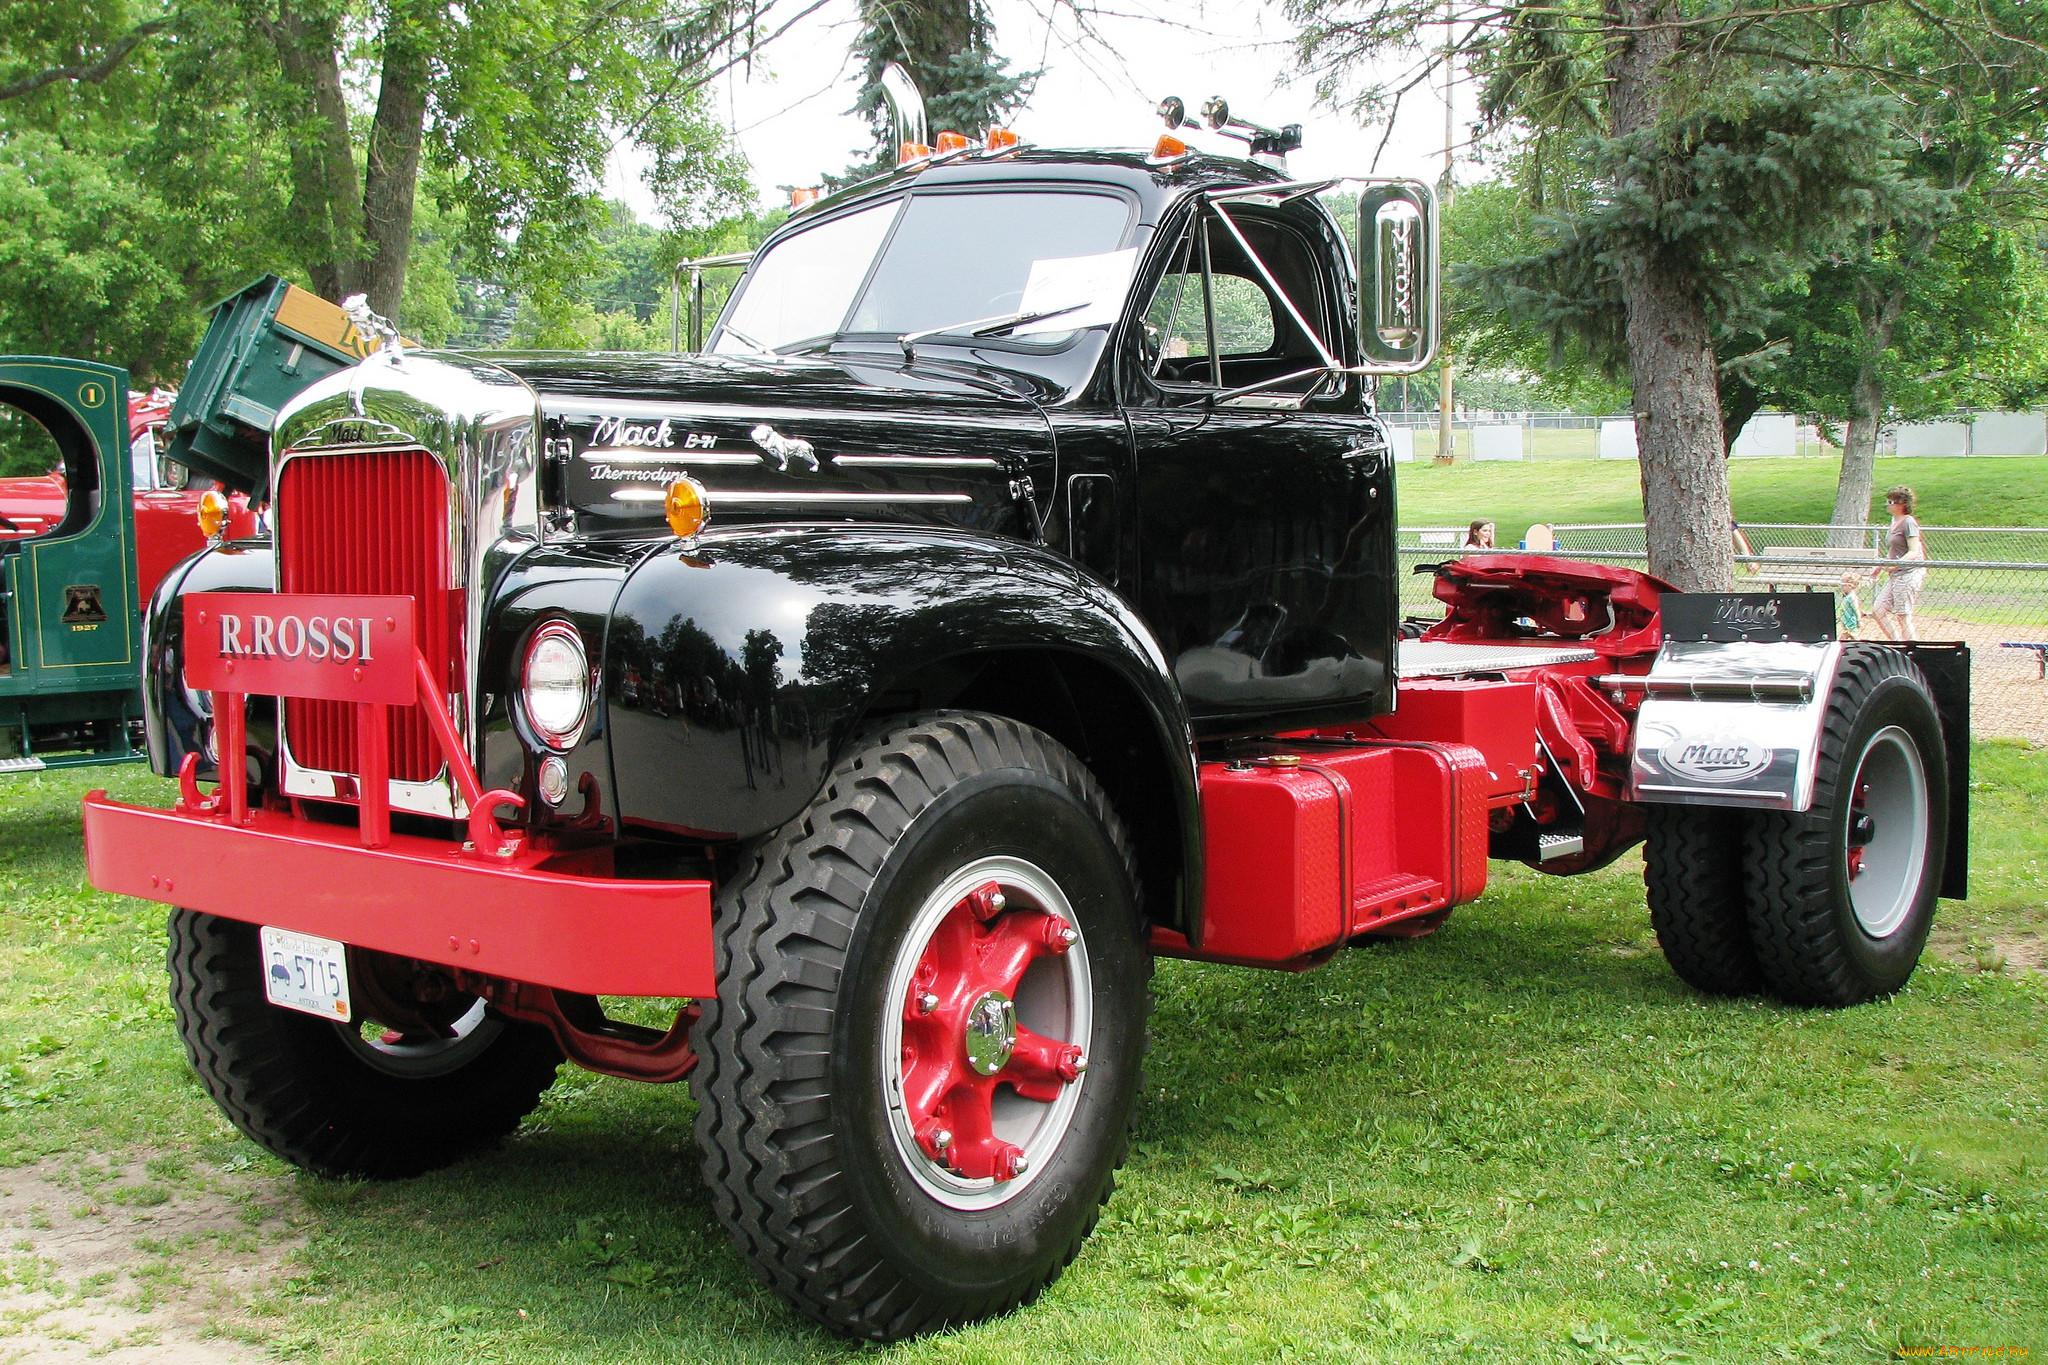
[1397,524,2048,744]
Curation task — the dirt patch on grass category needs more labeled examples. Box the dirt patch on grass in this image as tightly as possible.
[0,1157,304,1364]
[1929,922,2047,976]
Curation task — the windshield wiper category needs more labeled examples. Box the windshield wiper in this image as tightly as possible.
[715,322,770,353]
[771,333,841,356]
[898,303,1088,361]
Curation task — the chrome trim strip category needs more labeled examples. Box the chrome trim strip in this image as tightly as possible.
[832,455,1002,468]
[1598,673,1814,702]
[581,450,762,465]
[610,488,974,505]
[1637,783,1791,800]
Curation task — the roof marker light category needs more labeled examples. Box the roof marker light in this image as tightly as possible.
[934,131,969,153]
[985,128,1018,150]
[789,186,820,208]
[898,140,933,165]
[1149,133,1189,163]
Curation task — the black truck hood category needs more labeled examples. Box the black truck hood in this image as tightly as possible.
[490,351,1056,539]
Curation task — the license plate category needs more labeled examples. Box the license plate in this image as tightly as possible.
[259,927,353,1022]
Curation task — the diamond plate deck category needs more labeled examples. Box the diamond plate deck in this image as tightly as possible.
[1397,641,1600,679]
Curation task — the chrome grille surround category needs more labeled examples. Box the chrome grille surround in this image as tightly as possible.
[270,351,542,819]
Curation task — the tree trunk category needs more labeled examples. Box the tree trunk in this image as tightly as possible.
[1830,361,1885,547]
[265,0,363,302]
[361,7,435,323]
[1621,257,1733,590]
[1607,0,1733,591]
[1828,278,1904,546]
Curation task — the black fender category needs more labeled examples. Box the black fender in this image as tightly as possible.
[142,535,276,782]
[606,525,1205,935]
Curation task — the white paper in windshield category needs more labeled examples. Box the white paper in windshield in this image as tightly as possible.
[1013,248,1141,334]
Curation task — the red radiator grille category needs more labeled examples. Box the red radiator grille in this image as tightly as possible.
[277,449,454,784]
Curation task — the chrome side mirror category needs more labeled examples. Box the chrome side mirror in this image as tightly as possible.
[1354,181,1439,374]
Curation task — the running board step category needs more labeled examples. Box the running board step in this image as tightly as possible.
[0,755,48,774]
[1537,826,1585,862]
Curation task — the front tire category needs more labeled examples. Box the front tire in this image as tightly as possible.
[691,712,1150,1340]
[168,910,563,1178]
[1743,645,1949,1006]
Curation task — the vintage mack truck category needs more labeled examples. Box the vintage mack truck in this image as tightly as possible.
[81,98,1966,1341]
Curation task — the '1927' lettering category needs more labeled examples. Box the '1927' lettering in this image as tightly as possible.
[219,614,373,663]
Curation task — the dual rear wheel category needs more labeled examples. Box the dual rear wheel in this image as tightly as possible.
[1644,645,1949,1007]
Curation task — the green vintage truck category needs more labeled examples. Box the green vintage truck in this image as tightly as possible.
[1,279,378,771]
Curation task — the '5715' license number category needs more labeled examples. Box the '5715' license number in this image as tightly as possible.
[259,926,353,1022]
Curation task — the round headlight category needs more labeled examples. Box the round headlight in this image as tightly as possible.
[521,622,590,750]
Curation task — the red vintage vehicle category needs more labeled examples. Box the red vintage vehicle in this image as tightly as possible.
[0,386,258,603]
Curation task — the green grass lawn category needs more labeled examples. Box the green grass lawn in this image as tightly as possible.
[1396,456,2048,544]
[2,753,2043,1363]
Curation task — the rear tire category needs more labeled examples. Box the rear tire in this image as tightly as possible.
[690,711,1150,1341]
[1743,645,1948,1006]
[168,909,562,1178]
[1643,805,1763,996]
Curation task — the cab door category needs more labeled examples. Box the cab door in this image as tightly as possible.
[1119,202,1396,734]
[0,359,140,696]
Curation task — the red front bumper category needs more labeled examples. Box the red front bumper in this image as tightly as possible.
[82,793,716,999]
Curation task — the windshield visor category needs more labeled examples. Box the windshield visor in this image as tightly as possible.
[715,189,1135,353]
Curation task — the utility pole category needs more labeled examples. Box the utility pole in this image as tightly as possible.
[1435,4,1456,465]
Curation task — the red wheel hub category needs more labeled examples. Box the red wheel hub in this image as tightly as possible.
[898,881,1085,1182]
[1848,781,1874,881]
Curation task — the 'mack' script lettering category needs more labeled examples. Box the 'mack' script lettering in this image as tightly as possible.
[218,613,373,664]
[1713,598,1780,630]
[592,415,676,449]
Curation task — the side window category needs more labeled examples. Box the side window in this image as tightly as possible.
[1139,211,1329,393]
[1,403,68,546]
[0,393,101,548]
[1143,270,1275,359]
[131,428,158,490]
[1211,276,1276,355]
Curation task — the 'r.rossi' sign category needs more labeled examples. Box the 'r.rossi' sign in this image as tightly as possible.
[183,593,417,705]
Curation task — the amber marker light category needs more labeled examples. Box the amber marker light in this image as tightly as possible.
[789,186,820,208]
[898,140,933,165]
[197,489,230,538]
[664,475,708,539]
[1148,133,1189,163]
[985,128,1019,151]
[935,131,969,153]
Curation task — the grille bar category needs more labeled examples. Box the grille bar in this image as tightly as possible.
[277,449,453,784]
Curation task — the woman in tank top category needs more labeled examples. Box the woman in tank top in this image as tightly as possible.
[1871,485,1927,641]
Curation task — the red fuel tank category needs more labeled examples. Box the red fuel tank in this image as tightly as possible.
[1195,742,1491,965]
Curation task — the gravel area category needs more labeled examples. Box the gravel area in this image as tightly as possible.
[1846,615,2048,745]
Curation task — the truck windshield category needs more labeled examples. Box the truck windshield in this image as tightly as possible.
[716,189,1134,354]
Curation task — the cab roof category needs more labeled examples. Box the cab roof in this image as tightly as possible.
[793,145,1294,230]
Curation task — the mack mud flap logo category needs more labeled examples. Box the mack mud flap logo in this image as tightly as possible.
[1713,598,1779,633]
[1662,733,1772,783]
[1660,592,1836,644]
